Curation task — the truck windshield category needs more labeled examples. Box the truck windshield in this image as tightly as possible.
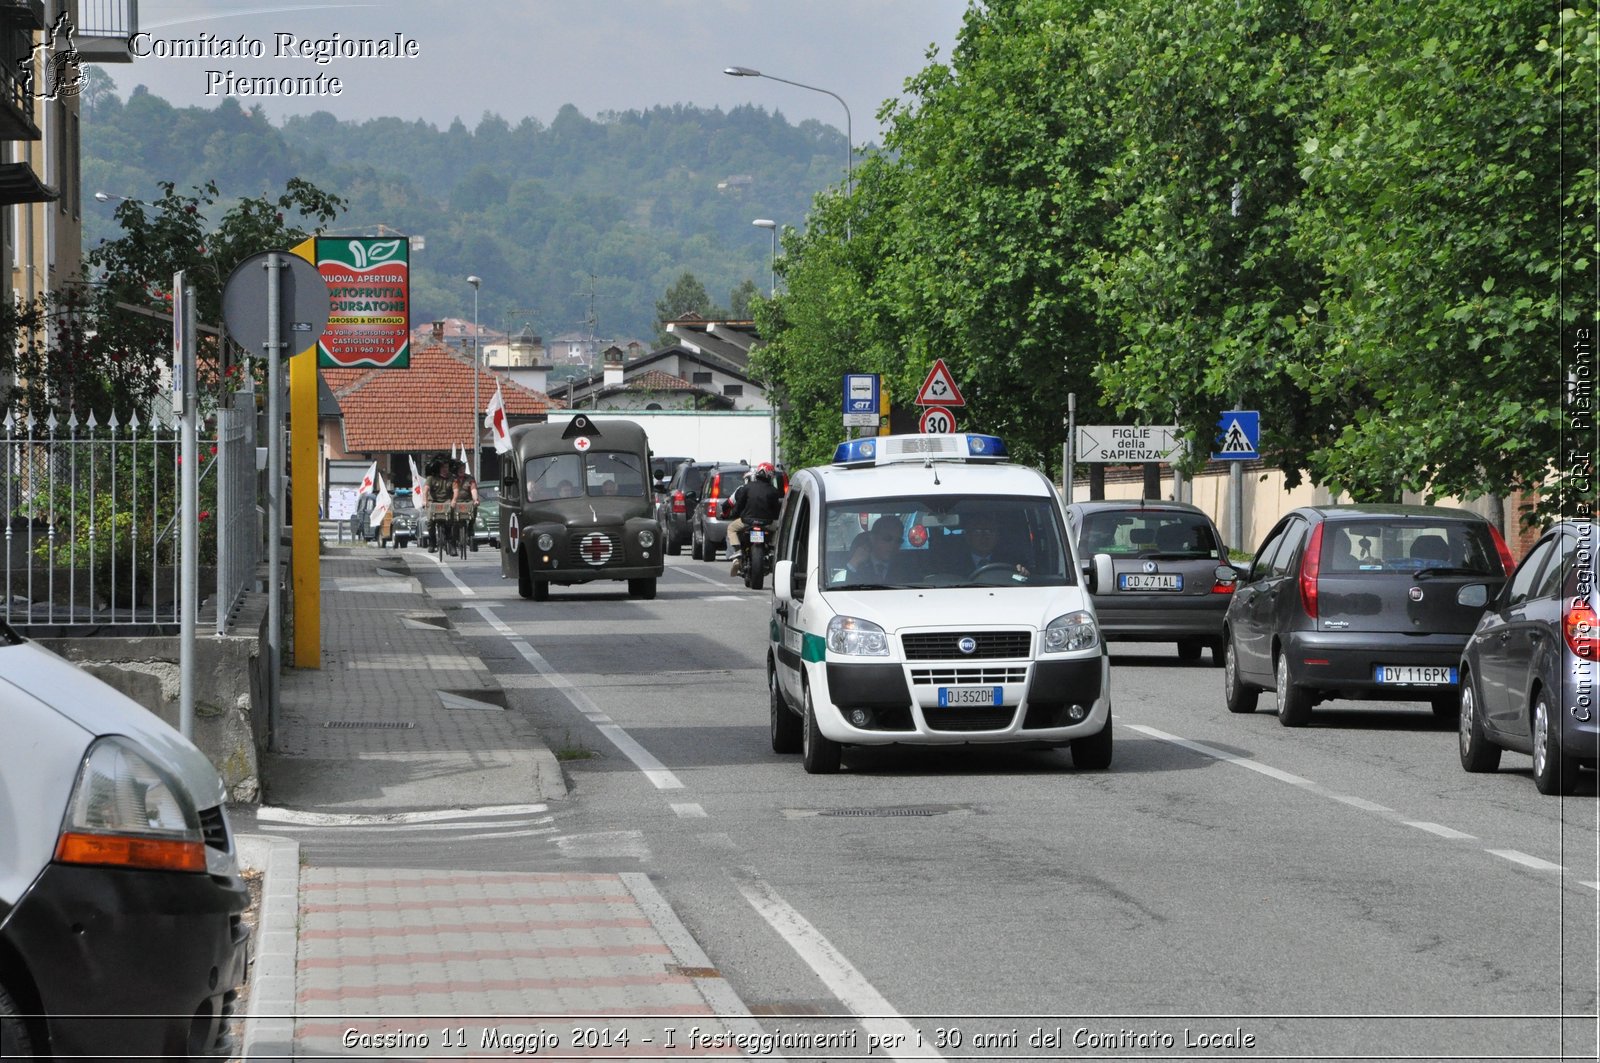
[525,452,648,500]
[823,494,1072,589]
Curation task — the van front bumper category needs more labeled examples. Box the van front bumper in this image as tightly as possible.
[814,653,1108,745]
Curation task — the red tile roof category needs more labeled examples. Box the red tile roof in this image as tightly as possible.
[327,341,563,452]
[623,370,696,391]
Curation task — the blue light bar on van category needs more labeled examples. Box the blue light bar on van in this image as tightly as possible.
[832,433,1008,467]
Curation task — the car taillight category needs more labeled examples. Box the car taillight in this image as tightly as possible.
[1566,600,1600,660]
[1299,523,1324,619]
[1487,524,1517,575]
[1212,575,1236,594]
[671,490,685,515]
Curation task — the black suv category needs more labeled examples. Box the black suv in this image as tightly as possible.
[657,460,722,556]
[691,464,752,561]
[1223,504,1514,726]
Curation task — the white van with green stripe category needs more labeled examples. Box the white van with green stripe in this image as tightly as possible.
[767,433,1112,774]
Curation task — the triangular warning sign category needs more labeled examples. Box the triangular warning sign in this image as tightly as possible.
[1217,419,1256,455]
[916,359,965,407]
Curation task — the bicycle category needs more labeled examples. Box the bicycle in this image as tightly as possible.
[426,501,474,561]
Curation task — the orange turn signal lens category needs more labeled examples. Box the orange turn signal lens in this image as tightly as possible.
[54,831,207,873]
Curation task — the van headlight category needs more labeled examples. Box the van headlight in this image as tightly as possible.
[638,529,656,548]
[826,615,890,656]
[54,736,208,873]
[1043,610,1099,653]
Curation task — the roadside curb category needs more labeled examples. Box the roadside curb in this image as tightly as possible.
[236,832,300,1061]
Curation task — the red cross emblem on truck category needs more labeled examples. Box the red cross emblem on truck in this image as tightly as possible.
[580,532,612,565]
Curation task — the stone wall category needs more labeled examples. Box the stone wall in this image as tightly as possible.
[37,590,270,803]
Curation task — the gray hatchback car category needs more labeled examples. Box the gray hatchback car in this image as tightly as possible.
[1067,500,1239,664]
[1458,520,1600,794]
[1223,504,1513,726]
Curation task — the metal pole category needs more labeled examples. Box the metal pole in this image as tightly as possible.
[470,278,480,473]
[1065,393,1077,503]
[179,279,197,738]
[1229,460,1244,554]
[265,254,285,750]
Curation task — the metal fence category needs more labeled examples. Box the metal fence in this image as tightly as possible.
[1,391,260,634]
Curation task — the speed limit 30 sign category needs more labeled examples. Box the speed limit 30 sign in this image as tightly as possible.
[919,407,957,433]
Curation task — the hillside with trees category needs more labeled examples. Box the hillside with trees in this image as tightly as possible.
[79,73,845,340]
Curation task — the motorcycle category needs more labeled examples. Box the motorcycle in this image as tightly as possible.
[740,517,774,590]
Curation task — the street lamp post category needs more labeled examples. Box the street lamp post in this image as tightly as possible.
[752,219,777,296]
[724,66,852,196]
[467,275,481,472]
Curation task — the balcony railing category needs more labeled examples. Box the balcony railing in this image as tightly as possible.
[72,0,135,62]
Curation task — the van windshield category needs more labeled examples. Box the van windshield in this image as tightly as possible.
[823,495,1072,589]
[525,451,647,500]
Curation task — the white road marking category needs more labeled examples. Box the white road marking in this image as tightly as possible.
[672,565,727,587]
[471,604,686,790]
[1404,821,1478,840]
[1584,882,1600,891]
[1126,724,1316,786]
[255,804,547,826]
[1327,793,1394,812]
[672,803,709,818]
[413,548,475,595]
[733,868,945,1061]
[1487,849,1565,873]
[437,691,503,711]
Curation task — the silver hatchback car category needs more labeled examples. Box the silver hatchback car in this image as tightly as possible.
[1066,500,1239,664]
[1459,520,1600,794]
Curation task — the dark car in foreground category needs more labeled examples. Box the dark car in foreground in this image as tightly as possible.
[473,484,501,549]
[1223,504,1513,726]
[1067,499,1238,664]
[0,625,250,1060]
[1459,520,1600,794]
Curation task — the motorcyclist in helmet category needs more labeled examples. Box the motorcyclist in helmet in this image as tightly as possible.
[724,462,783,577]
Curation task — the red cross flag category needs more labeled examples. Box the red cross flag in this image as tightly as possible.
[484,382,512,454]
[356,459,378,496]
[369,474,392,527]
[409,454,424,495]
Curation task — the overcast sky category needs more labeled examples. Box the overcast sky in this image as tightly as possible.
[106,1,972,141]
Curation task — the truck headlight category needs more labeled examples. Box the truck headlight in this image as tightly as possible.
[826,615,890,656]
[1043,610,1099,653]
[54,736,207,873]
[638,529,656,548]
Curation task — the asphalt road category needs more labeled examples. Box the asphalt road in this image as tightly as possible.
[303,549,1600,1060]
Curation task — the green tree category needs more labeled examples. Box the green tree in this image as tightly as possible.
[654,270,723,345]
[729,278,760,319]
[2,178,345,420]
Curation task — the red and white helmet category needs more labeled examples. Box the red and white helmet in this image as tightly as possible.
[755,462,775,481]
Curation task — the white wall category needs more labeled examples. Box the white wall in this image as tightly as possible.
[544,410,776,467]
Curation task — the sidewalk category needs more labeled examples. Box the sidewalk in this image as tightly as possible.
[238,544,757,1059]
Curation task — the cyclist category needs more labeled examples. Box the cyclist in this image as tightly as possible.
[452,458,482,551]
[421,455,459,553]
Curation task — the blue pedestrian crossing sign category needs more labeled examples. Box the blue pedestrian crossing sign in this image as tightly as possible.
[1213,410,1260,460]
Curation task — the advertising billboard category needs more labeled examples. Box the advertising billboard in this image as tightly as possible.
[316,236,410,368]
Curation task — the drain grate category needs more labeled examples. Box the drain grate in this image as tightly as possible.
[817,807,945,818]
[323,721,415,730]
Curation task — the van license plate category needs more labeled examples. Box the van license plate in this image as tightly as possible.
[938,686,1002,707]
[1374,665,1456,685]
[1120,573,1181,591]
[749,529,765,543]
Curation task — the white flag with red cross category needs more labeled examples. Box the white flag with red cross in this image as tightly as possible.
[356,459,378,496]
[369,474,392,527]
[484,382,512,454]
